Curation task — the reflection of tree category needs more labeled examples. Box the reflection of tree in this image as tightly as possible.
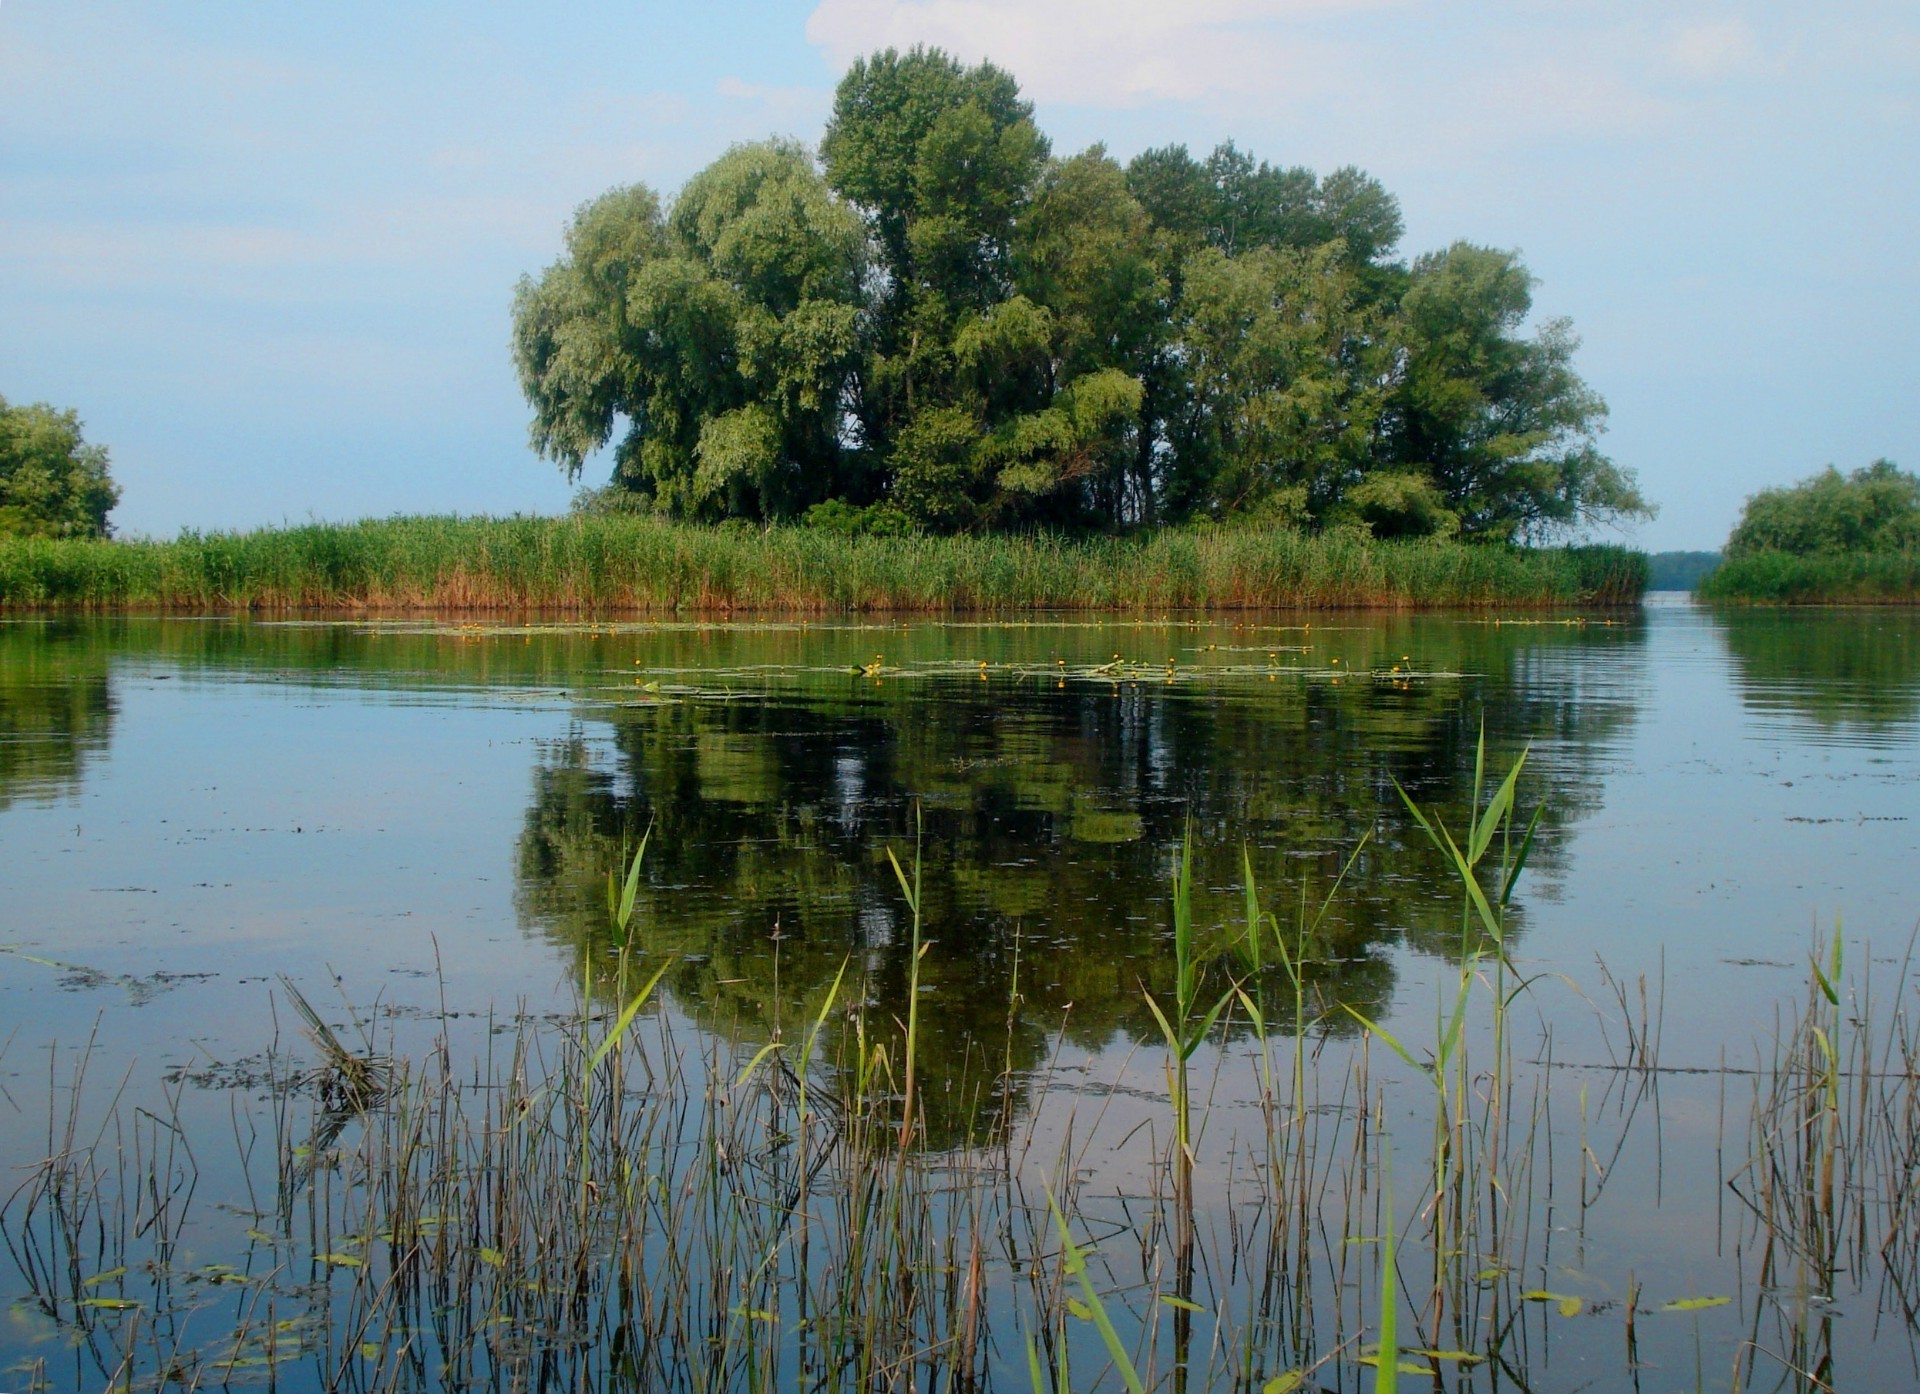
[0,620,117,809]
[514,618,1644,1144]
[1713,608,1920,736]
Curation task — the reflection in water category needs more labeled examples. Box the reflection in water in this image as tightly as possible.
[512,618,1645,1142]
[1714,606,1920,741]
[0,620,117,809]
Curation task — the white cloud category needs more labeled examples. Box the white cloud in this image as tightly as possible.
[1662,19,1766,81]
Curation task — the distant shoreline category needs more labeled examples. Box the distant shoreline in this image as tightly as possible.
[0,515,1648,613]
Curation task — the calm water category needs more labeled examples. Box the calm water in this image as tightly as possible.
[2,599,1917,1390]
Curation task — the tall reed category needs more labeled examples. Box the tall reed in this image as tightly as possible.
[0,517,1649,612]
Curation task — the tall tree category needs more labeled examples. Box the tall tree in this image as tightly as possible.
[1379,242,1650,540]
[1168,244,1383,522]
[512,141,865,519]
[823,48,1072,528]
[0,396,119,539]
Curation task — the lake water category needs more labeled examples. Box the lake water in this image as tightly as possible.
[2,598,1916,1391]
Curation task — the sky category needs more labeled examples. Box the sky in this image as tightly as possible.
[2,1,1915,548]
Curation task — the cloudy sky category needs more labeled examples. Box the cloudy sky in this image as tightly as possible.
[3,0,1914,547]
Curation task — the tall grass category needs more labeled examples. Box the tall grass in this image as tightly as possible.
[1700,549,1920,603]
[0,516,1649,612]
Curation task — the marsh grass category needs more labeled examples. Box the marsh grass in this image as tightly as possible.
[0,517,1648,613]
[4,775,1917,1393]
[1700,550,1920,604]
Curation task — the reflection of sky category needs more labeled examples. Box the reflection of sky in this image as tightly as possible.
[1505,597,1920,1067]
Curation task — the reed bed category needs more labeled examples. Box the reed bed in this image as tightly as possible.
[1700,550,1920,604]
[0,517,1648,613]
[4,753,1911,1393]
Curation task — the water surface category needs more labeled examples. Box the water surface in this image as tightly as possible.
[2,600,1916,1390]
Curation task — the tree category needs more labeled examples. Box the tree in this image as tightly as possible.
[511,141,866,520]
[0,396,119,539]
[1725,460,1920,556]
[1378,242,1651,541]
[514,49,1646,542]
[1167,244,1383,523]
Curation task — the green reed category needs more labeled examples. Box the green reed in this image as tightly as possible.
[1700,549,1920,604]
[0,516,1647,612]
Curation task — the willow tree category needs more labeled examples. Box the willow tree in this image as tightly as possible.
[511,140,866,520]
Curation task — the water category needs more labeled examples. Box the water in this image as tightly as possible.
[2,599,1916,1390]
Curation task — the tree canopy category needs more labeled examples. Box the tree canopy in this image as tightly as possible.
[0,395,119,539]
[513,46,1651,541]
[1725,460,1920,557]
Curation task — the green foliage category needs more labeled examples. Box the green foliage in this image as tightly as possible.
[1724,460,1920,558]
[511,141,865,521]
[514,52,1650,542]
[0,396,119,540]
[1171,243,1382,522]
[1381,244,1651,541]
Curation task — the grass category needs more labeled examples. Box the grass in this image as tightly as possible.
[4,750,1912,1393]
[1700,549,1920,604]
[0,515,1649,612]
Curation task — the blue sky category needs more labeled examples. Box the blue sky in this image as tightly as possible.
[3,1,1914,547]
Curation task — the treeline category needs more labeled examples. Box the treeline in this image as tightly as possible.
[513,48,1651,543]
[1703,459,1920,603]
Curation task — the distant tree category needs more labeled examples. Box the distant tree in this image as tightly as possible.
[0,395,119,539]
[1725,460,1920,557]
[511,140,866,520]
[1378,243,1651,541]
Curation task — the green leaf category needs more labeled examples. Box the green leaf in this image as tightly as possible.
[1343,1005,1430,1079]
[1263,1374,1306,1394]
[1520,1289,1583,1317]
[82,1267,127,1286]
[1359,1356,1435,1375]
[1158,1295,1205,1313]
[1660,1295,1731,1313]
[587,959,674,1073]
[733,1039,786,1088]
[1500,803,1543,906]
[1468,747,1529,868]
[79,1297,142,1311]
[318,1253,363,1267]
[1141,989,1181,1056]
[1047,1193,1147,1394]
[611,825,651,938]
[478,1248,506,1268]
